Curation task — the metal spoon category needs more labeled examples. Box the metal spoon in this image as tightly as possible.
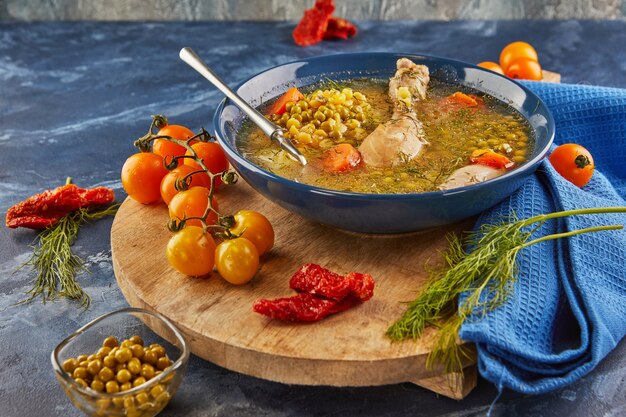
[179,47,307,166]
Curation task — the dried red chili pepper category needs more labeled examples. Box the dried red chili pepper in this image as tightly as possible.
[255,263,375,322]
[323,17,357,40]
[253,292,360,322]
[6,183,115,229]
[292,0,335,47]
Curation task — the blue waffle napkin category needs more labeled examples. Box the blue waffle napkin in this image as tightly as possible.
[459,82,626,394]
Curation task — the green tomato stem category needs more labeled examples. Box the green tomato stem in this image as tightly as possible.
[136,117,236,231]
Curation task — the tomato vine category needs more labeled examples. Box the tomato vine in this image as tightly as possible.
[133,114,238,237]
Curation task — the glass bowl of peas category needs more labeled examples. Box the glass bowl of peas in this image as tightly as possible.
[51,307,189,417]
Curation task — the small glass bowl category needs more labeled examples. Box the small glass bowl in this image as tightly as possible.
[51,308,189,417]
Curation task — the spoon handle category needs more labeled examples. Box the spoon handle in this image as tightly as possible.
[179,47,307,165]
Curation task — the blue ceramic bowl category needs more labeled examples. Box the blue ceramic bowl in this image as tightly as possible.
[213,53,554,234]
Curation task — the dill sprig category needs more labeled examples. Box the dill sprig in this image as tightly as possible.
[387,206,626,373]
[325,77,348,91]
[18,204,119,308]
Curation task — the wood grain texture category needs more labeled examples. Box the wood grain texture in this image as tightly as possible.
[111,181,477,399]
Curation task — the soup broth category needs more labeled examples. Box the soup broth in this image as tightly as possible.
[238,78,533,194]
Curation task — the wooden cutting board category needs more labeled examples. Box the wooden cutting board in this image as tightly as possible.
[111,181,478,400]
[542,70,561,83]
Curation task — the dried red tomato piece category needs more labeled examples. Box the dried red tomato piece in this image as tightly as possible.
[323,17,357,40]
[79,187,117,206]
[346,272,375,301]
[6,183,115,229]
[7,215,57,230]
[256,263,375,322]
[293,0,335,47]
[253,292,360,322]
[289,263,351,300]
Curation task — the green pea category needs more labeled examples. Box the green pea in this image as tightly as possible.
[320,121,333,132]
[346,119,360,129]
[329,130,341,139]
[286,118,300,130]
[297,100,308,111]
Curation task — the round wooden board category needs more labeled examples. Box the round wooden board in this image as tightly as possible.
[111,182,476,398]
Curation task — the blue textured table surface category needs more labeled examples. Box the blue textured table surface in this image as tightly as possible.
[1,20,625,417]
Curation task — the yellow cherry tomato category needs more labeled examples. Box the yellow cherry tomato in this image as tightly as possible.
[168,186,218,227]
[499,41,539,73]
[477,61,504,75]
[153,124,196,161]
[229,210,275,256]
[505,57,543,80]
[549,144,595,187]
[166,226,216,276]
[121,152,168,204]
[215,238,259,285]
[160,165,209,206]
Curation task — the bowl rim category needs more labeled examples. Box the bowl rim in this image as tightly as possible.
[213,51,555,200]
[51,307,189,399]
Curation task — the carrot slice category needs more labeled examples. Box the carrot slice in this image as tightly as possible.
[469,149,515,169]
[449,92,480,107]
[267,87,305,116]
[321,143,362,173]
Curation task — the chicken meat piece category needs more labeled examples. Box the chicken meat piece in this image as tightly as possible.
[359,58,430,166]
[438,164,505,190]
